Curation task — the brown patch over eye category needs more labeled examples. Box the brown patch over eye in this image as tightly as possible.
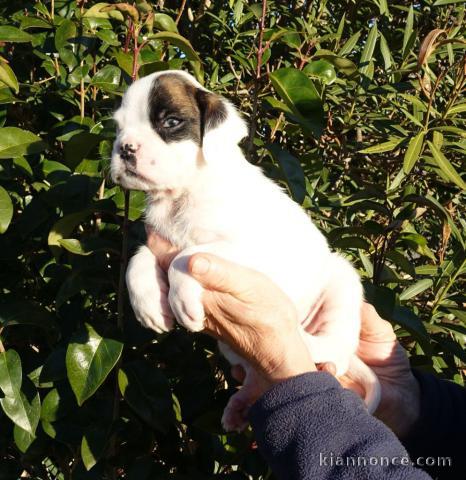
[149,73,226,146]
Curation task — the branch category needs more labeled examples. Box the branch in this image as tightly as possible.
[111,26,138,474]
[117,190,130,330]
[246,0,267,157]
[175,0,188,25]
[0,327,5,353]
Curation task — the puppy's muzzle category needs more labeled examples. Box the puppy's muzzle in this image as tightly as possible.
[119,143,138,166]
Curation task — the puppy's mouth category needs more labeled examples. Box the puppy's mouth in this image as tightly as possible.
[114,165,154,190]
[124,166,145,180]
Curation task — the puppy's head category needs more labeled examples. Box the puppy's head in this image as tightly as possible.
[111,70,247,193]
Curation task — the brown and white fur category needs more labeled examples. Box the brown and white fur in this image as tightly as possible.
[111,70,380,431]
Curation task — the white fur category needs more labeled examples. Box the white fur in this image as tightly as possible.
[112,71,380,431]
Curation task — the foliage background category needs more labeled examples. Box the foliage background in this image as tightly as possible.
[0,0,464,478]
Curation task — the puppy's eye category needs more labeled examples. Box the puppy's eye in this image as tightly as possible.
[162,117,182,128]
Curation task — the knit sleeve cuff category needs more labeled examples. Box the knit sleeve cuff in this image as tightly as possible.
[249,371,342,422]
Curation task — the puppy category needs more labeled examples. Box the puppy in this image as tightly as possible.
[111,70,380,431]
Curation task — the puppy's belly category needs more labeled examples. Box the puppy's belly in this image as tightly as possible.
[241,242,332,323]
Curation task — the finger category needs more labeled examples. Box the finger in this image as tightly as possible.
[359,303,397,343]
[158,251,179,273]
[337,374,365,398]
[146,231,176,257]
[317,362,336,376]
[231,365,246,383]
[188,253,263,295]
[146,232,179,272]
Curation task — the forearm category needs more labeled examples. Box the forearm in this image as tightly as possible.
[249,372,431,480]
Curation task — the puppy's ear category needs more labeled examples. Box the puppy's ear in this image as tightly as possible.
[195,89,227,142]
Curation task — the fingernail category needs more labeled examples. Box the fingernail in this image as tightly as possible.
[192,256,210,275]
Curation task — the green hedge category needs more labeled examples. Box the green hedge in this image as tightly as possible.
[0,1,464,478]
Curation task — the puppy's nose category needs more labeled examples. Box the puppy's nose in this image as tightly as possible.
[119,143,139,165]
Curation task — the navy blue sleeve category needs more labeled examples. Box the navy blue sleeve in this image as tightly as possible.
[248,372,431,480]
[401,370,465,480]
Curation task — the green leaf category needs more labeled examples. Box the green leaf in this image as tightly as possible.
[378,0,389,15]
[81,425,110,471]
[0,299,59,333]
[91,65,121,92]
[58,238,92,256]
[400,233,436,261]
[41,389,64,422]
[0,26,33,43]
[389,306,430,349]
[0,349,22,396]
[405,194,464,247]
[0,127,46,159]
[41,419,83,446]
[264,96,294,116]
[402,5,414,60]
[153,13,178,33]
[248,3,263,19]
[233,0,244,24]
[313,50,358,76]
[379,32,393,71]
[48,210,92,257]
[446,102,466,116]
[136,0,153,14]
[102,3,139,22]
[66,323,123,406]
[0,61,19,93]
[359,138,403,154]
[269,67,324,137]
[433,0,464,5]
[95,29,120,47]
[149,32,203,82]
[267,144,306,203]
[386,250,416,278]
[41,386,74,422]
[114,51,133,76]
[118,361,173,433]
[13,425,36,453]
[64,132,102,169]
[303,59,336,85]
[0,378,40,435]
[338,31,361,56]
[332,236,371,251]
[359,23,378,82]
[399,279,433,301]
[391,306,430,344]
[0,350,41,435]
[20,17,52,30]
[55,19,77,50]
[0,185,13,234]
[428,141,466,190]
[83,3,124,21]
[403,131,425,174]
[280,32,301,49]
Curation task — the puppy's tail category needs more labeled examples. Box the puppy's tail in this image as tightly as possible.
[346,355,381,414]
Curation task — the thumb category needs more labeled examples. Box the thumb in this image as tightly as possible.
[188,253,256,294]
[360,303,397,343]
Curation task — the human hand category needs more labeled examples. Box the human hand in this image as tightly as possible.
[343,304,421,437]
[145,231,316,394]
[146,230,420,435]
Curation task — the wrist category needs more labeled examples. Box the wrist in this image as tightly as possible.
[376,373,421,438]
[261,330,316,385]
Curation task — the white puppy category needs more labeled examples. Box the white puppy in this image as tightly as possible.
[111,70,380,431]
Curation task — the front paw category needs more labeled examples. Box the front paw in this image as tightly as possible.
[129,285,174,334]
[221,392,250,432]
[168,255,205,332]
[126,246,174,333]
